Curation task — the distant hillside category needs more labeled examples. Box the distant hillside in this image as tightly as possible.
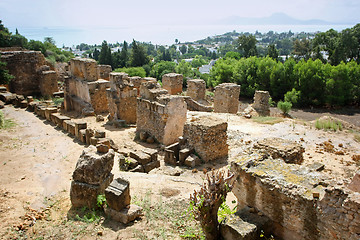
[218,13,333,25]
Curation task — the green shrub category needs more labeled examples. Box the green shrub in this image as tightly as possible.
[277,101,292,115]
[114,67,146,77]
[284,88,301,106]
[0,110,4,128]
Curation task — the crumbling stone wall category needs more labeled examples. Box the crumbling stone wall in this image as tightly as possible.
[130,76,157,96]
[162,73,183,95]
[0,50,58,96]
[65,58,110,115]
[183,115,228,162]
[214,83,240,114]
[106,72,137,124]
[252,90,270,116]
[136,81,187,145]
[187,79,205,101]
[231,154,360,240]
[97,64,112,80]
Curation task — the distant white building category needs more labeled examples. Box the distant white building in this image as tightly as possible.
[199,65,211,74]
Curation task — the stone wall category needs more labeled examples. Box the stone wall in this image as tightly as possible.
[0,50,58,96]
[88,79,110,114]
[231,154,360,240]
[107,73,137,124]
[70,58,98,81]
[162,73,183,95]
[97,65,112,80]
[214,83,240,114]
[183,115,228,162]
[136,81,187,145]
[187,79,205,101]
[252,90,270,116]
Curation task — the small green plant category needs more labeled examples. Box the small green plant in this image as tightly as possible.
[284,88,300,106]
[52,97,64,107]
[157,80,163,87]
[218,201,237,222]
[96,194,106,208]
[277,101,292,115]
[75,207,102,224]
[0,110,4,128]
[315,118,343,131]
[0,110,15,129]
[268,97,275,107]
[206,91,214,97]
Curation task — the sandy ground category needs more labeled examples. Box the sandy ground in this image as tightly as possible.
[0,105,359,239]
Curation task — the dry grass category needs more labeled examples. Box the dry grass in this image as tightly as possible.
[252,116,284,125]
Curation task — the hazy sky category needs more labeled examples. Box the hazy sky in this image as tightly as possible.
[1,0,359,28]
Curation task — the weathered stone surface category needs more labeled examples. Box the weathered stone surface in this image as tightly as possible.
[187,79,206,101]
[97,64,112,80]
[70,58,98,82]
[348,170,360,192]
[96,144,109,153]
[105,178,131,211]
[0,92,15,104]
[129,151,151,165]
[139,81,168,101]
[0,86,7,93]
[74,122,87,138]
[72,145,115,185]
[164,142,180,165]
[88,79,110,114]
[162,73,183,95]
[85,128,94,145]
[107,72,137,124]
[45,107,57,121]
[104,204,143,224]
[129,165,144,173]
[79,129,87,143]
[141,148,158,162]
[183,96,213,112]
[220,207,271,240]
[20,100,28,108]
[1,50,58,96]
[0,100,4,109]
[183,115,228,162]
[70,174,113,208]
[179,148,194,165]
[144,160,160,173]
[252,90,270,116]
[94,130,106,138]
[136,93,187,146]
[184,154,201,168]
[214,83,240,114]
[254,138,304,164]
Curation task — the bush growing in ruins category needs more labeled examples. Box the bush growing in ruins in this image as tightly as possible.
[277,101,292,115]
[190,170,235,240]
[0,55,14,84]
[114,67,146,77]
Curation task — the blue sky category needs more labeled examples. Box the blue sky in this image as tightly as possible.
[1,0,359,28]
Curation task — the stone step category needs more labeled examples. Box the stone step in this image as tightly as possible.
[220,206,271,240]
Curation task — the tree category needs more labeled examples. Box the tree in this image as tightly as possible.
[0,56,14,85]
[150,61,176,80]
[179,45,187,55]
[292,38,311,60]
[119,41,129,68]
[130,40,149,67]
[98,40,112,65]
[93,48,100,61]
[267,44,279,60]
[175,60,193,79]
[175,39,179,44]
[0,20,11,47]
[237,35,258,57]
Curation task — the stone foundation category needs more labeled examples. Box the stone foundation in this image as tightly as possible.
[231,153,360,240]
[162,73,183,95]
[183,115,228,162]
[136,81,187,145]
[214,83,240,114]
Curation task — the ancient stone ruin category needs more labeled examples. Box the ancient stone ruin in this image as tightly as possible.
[136,81,187,145]
[162,73,183,95]
[106,72,137,124]
[187,79,206,101]
[214,83,240,114]
[252,90,270,116]
[70,145,114,208]
[64,58,110,115]
[0,49,58,97]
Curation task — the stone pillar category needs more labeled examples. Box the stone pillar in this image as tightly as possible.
[70,146,114,208]
[253,90,270,116]
[88,79,110,114]
[106,73,137,124]
[187,79,206,101]
[162,73,183,95]
[70,58,98,81]
[214,83,240,114]
[39,70,59,97]
[97,64,112,80]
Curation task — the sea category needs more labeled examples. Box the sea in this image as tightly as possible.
[9,24,355,48]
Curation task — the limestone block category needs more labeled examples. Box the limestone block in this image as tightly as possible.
[184,154,201,168]
[179,148,194,165]
[129,151,151,165]
[164,149,177,165]
[75,122,87,138]
[139,81,168,101]
[0,86,7,93]
[214,83,240,114]
[104,205,143,224]
[183,115,228,162]
[40,70,59,97]
[55,115,71,128]
[252,91,270,116]
[45,107,57,121]
[50,113,60,125]
[97,64,112,80]
[20,100,28,108]
[254,138,304,164]
[86,128,94,145]
[144,160,160,173]
[72,145,115,185]
[79,129,87,143]
[187,79,206,101]
[348,170,360,192]
[70,58,98,81]
[90,137,98,146]
[162,73,183,95]
[129,165,144,173]
[0,92,15,104]
[141,148,158,162]
[70,174,113,208]
[105,178,131,211]
[95,130,106,138]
